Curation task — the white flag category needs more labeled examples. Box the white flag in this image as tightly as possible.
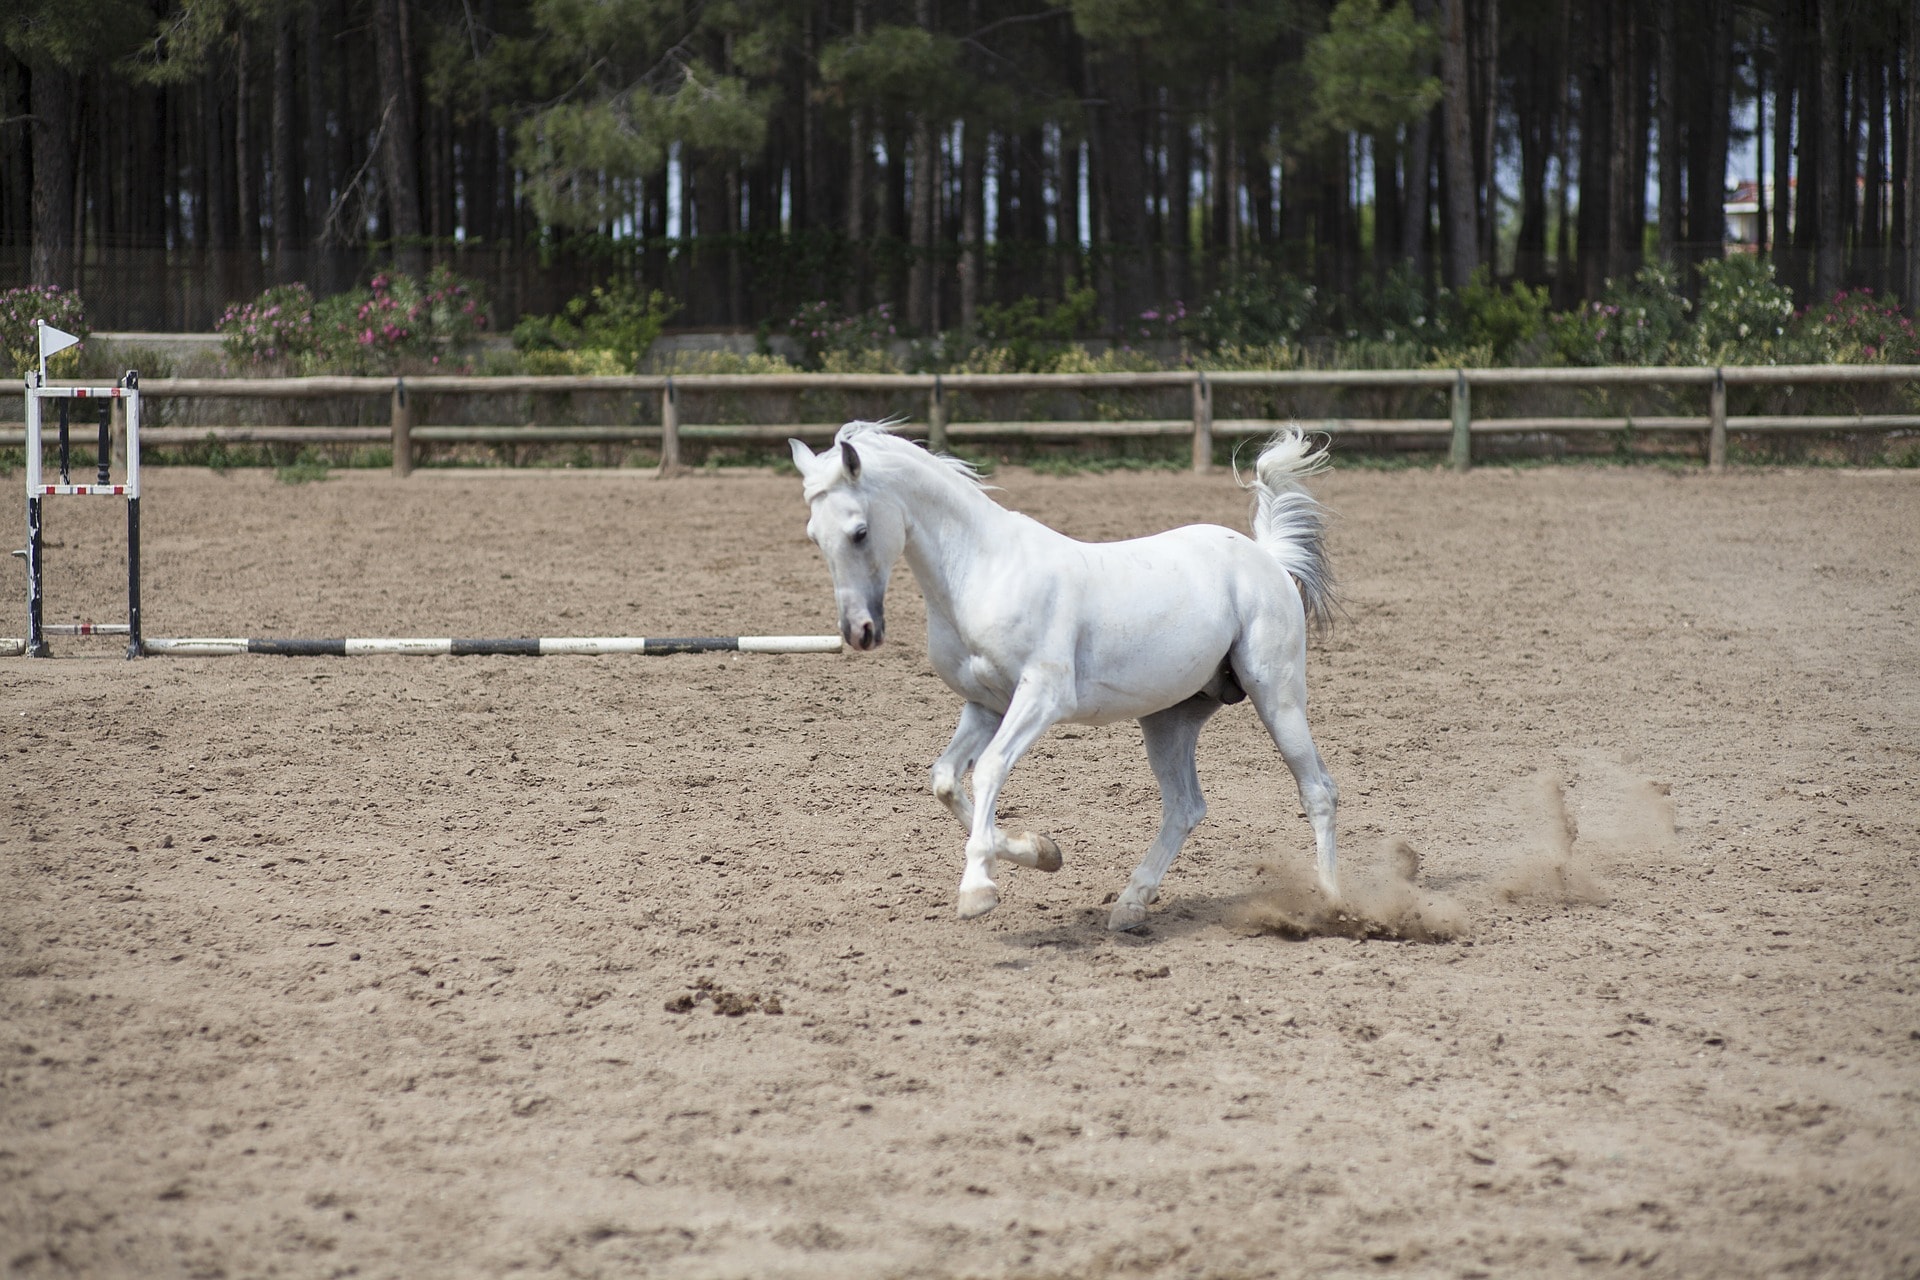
[38,321,81,366]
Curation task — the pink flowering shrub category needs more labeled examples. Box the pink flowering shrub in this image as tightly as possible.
[788,301,899,369]
[221,267,489,373]
[1,284,89,378]
[217,283,321,366]
[1790,288,1920,364]
[1131,301,1191,344]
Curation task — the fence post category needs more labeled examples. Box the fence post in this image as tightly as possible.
[1191,371,1213,473]
[657,377,681,475]
[1708,367,1727,472]
[1449,370,1471,472]
[390,378,412,477]
[928,374,948,452]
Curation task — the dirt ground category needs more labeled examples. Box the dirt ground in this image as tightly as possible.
[2,454,1917,1280]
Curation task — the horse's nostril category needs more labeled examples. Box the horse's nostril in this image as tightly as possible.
[860,621,875,648]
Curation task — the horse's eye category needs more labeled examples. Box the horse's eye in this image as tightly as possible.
[851,525,869,545]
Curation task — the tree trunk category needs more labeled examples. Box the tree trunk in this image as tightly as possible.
[272,10,298,283]
[1402,106,1433,285]
[1605,0,1634,280]
[329,0,354,258]
[1058,134,1083,295]
[1207,85,1229,271]
[1475,0,1499,271]
[1755,63,1768,253]
[1513,13,1552,288]
[236,25,260,296]
[1088,44,1150,326]
[1868,59,1886,291]
[1908,0,1920,312]
[1775,20,1798,290]
[959,117,983,331]
[29,62,76,289]
[883,118,907,242]
[1375,131,1402,284]
[1576,0,1608,299]
[303,1,334,289]
[1439,0,1478,286]
[846,103,867,311]
[1892,38,1907,297]
[374,0,425,277]
[1247,130,1276,246]
[205,71,236,304]
[1,61,27,249]
[726,162,743,325]
[1813,1,1842,298]
[908,115,934,331]
[1655,0,1679,259]
[1169,109,1193,301]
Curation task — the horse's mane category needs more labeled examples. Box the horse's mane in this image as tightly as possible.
[832,419,993,496]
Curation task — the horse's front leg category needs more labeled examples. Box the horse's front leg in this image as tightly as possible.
[930,702,996,828]
[956,680,1066,919]
[931,702,1063,875]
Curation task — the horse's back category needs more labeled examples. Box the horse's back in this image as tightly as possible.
[1029,522,1303,723]
[1077,523,1298,620]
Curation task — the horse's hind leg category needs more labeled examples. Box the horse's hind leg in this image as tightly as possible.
[1234,634,1340,900]
[1109,699,1219,932]
[931,701,1063,873]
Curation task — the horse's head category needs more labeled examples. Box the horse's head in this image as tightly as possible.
[790,435,907,651]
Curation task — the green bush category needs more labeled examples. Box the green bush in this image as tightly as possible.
[1550,262,1691,365]
[519,348,632,376]
[1188,269,1321,350]
[971,288,1101,371]
[649,349,800,375]
[513,279,675,372]
[1,284,88,378]
[1326,265,1428,347]
[1444,270,1551,362]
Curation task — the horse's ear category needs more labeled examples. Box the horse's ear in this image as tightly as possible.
[789,438,818,473]
[839,438,862,480]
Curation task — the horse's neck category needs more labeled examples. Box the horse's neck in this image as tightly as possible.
[894,461,1027,617]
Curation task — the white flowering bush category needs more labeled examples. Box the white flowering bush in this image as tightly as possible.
[1686,255,1798,363]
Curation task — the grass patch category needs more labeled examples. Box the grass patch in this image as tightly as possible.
[275,447,332,484]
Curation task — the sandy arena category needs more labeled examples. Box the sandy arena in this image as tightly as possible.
[3,456,1917,1279]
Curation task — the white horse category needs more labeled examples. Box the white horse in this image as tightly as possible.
[789,422,1339,932]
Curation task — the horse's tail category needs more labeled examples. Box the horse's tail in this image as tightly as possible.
[1238,429,1335,632]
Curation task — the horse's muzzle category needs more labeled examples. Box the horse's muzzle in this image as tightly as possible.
[841,609,885,650]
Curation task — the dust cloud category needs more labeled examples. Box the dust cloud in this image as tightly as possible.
[1235,764,1680,939]
[1232,838,1471,942]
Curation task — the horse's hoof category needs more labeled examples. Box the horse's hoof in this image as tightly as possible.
[956,886,1000,919]
[1032,835,1063,873]
[1107,900,1148,932]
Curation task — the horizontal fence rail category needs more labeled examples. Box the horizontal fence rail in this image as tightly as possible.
[5,365,1918,474]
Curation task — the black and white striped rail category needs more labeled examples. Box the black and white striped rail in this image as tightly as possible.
[126,634,845,657]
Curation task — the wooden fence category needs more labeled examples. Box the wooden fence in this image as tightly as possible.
[5,366,1918,475]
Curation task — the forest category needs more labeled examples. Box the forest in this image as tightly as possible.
[1,0,1915,345]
